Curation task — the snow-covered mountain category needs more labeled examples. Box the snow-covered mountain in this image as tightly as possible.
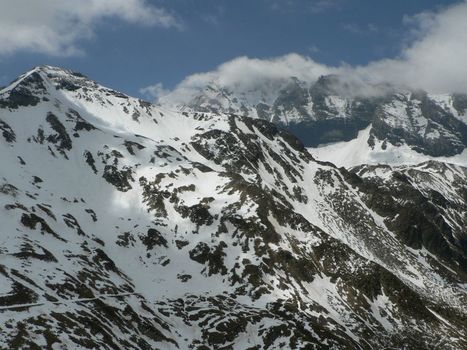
[0,66,466,349]
[168,74,467,166]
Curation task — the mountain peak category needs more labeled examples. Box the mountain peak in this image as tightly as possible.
[0,67,52,109]
[35,65,90,81]
[0,65,85,97]
[0,66,135,112]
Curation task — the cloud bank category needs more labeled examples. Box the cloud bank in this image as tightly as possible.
[0,0,181,56]
[351,1,467,93]
[144,54,335,104]
[143,1,467,104]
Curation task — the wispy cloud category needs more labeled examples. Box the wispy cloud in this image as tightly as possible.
[308,45,321,54]
[200,4,225,27]
[309,0,345,13]
[140,83,170,102]
[342,23,379,35]
[268,0,345,14]
[0,0,182,56]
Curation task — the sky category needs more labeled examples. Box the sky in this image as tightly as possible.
[0,0,466,99]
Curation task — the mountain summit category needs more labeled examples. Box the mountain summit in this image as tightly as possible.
[0,67,466,349]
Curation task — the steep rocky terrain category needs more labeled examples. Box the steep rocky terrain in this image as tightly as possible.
[0,66,466,349]
[173,75,467,161]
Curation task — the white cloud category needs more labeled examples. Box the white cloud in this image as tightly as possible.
[153,54,334,105]
[151,0,467,105]
[353,1,467,93]
[0,0,181,56]
[140,83,170,102]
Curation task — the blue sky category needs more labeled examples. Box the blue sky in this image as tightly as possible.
[0,0,464,97]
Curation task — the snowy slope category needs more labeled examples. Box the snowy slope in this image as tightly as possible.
[309,125,467,168]
[0,66,466,349]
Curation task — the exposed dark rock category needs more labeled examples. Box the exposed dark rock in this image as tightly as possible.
[46,112,72,152]
[102,165,134,192]
[84,150,98,174]
[140,228,168,250]
[124,140,146,155]
[0,119,16,142]
[0,73,43,109]
[176,204,214,227]
[20,213,65,241]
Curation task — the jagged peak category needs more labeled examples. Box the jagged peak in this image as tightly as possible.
[0,66,135,110]
[0,65,83,96]
[36,65,90,81]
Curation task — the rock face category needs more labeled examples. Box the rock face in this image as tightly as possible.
[0,66,466,349]
[176,75,467,157]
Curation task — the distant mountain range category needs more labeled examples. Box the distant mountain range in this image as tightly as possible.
[0,66,466,349]
[167,74,467,166]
